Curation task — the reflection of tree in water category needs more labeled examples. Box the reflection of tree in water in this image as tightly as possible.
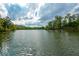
[50,30,68,55]
[0,31,14,56]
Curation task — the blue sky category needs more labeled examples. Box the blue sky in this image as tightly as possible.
[0,3,79,26]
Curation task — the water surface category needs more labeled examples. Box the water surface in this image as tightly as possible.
[0,30,79,56]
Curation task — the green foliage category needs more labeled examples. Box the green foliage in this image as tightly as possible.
[47,21,53,29]
[53,16,62,29]
[1,13,79,31]
[45,13,79,31]
[15,25,45,30]
[0,17,16,32]
[45,16,62,30]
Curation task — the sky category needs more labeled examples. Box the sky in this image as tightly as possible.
[0,1,79,26]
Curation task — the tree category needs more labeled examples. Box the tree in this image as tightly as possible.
[53,16,62,29]
[0,17,16,32]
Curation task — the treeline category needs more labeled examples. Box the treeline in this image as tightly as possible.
[1,13,79,32]
[15,25,44,30]
[0,16,45,32]
[0,17,16,32]
[45,13,79,31]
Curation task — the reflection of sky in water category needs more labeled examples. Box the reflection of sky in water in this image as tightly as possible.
[0,30,79,55]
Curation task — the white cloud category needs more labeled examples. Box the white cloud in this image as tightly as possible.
[0,0,79,4]
[0,0,26,4]
[12,3,45,26]
[0,4,7,17]
[0,3,79,26]
[0,0,46,5]
[12,19,41,26]
[68,4,79,15]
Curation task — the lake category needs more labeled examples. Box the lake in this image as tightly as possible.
[0,30,79,56]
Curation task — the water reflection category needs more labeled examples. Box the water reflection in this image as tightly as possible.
[0,30,79,56]
[0,32,14,56]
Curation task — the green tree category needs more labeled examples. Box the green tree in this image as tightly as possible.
[53,16,62,29]
[0,17,16,32]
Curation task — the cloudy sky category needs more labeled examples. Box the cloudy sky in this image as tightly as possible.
[0,1,79,26]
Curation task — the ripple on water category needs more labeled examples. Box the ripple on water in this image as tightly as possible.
[16,48,37,56]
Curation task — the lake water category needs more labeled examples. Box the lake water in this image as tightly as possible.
[0,30,79,56]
